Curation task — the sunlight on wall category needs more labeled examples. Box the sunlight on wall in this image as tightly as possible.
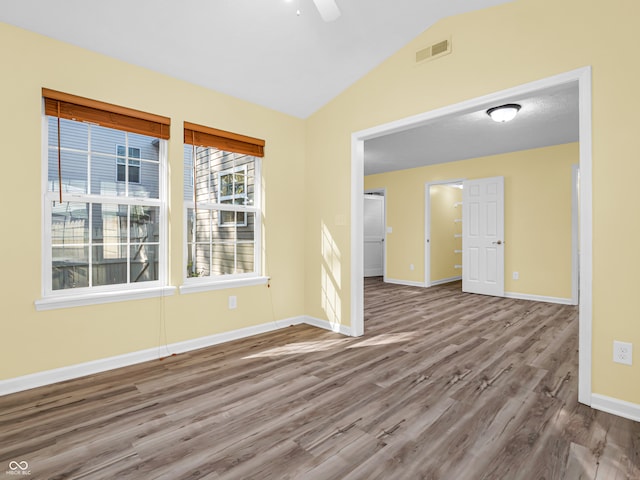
[321,221,342,328]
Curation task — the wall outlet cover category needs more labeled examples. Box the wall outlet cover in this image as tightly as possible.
[613,340,632,365]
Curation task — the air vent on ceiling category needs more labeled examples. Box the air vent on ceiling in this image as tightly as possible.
[416,38,451,64]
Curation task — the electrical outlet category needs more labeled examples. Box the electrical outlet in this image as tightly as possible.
[613,341,632,365]
[228,295,237,310]
[513,271,519,280]
[410,264,414,271]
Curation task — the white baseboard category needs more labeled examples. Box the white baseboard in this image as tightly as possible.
[504,291,575,305]
[0,316,307,397]
[364,270,383,277]
[304,316,352,336]
[591,393,640,423]
[384,278,425,288]
[430,276,462,286]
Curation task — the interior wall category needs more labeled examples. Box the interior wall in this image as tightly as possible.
[365,143,577,299]
[305,0,640,405]
[0,22,306,380]
[430,185,463,283]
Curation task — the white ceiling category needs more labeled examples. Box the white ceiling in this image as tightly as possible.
[0,0,514,118]
[1,0,577,173]
[364,82,579,175]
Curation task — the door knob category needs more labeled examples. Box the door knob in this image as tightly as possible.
[492,240,503,245]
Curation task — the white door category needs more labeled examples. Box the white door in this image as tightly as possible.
[462,176,504,296]
[364,194,384,277]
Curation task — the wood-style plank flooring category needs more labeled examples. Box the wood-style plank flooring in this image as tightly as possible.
[1,278,639,479]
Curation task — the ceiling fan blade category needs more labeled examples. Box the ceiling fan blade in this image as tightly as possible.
[312,0,341,22]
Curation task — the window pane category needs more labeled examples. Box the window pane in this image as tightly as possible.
[212,243,236,275]
[131,244,159,282]
[128,164,141,184]
[184,145,194,201]
[128,132,160,161]
[48,117,89,151]
[236,242,255,274]
[52,246,89,290]
[194,147,215,203]
[130,206,159,243]
[91,126,126,156]
[238,212,255,241]
[244,156,255,207]
[129,160,159,199]
[92,245,127,286]
[93,203,128,245]
[193,210,211,244]
[51,202,89,244]
[92,154,125,197]
[48,149,88,194]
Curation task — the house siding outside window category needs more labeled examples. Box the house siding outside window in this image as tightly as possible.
[44,118,165,293]
[183,145,260,280]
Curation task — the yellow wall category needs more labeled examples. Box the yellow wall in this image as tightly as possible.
[430,185,463,283]
[0,22,306,379]
[306,0,640,404]
[365,144,577,299]
[3,0,640,408]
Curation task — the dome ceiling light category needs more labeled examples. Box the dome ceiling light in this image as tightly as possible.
[487,103,521,123]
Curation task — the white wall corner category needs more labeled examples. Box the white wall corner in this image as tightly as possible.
[304,316,352,336]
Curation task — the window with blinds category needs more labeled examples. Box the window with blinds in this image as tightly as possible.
[40,89,170,300]
[183,122,264,281]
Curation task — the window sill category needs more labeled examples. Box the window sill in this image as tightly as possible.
[179,276,269,295]
[35,286,177,311]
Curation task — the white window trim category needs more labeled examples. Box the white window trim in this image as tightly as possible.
[38,112,171,308]
[35,286,177,311]
[183,155,262,287]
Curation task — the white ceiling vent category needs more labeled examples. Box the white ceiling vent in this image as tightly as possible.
[416,38,451,64]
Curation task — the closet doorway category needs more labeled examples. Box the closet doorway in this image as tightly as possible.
[364,190,386,278]
[424,179,464,287]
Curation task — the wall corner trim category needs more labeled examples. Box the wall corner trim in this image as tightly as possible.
[304,316,352,336]
[591,393,640,423]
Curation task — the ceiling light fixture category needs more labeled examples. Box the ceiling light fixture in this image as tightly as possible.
[486,103,521,123]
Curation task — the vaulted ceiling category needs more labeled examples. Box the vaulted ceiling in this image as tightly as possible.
[2,0,579,172]
[0,0,514,118]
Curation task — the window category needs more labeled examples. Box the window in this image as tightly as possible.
[116,145,141,183]
[38,89,170,307]
[218,165,247,226]
[183,122,265,283]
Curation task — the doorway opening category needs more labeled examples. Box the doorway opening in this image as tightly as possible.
[424,179,465,288]
[351,67,592,405]
[364,189,386,279]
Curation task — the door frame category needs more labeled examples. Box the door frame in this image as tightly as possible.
[364,188,387,280]
[424,179,465,287]
[350,67,593,405]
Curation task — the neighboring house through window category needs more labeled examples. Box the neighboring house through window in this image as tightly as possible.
[36,89,170,309]
[183,122,265,283]
[116,145,141,183]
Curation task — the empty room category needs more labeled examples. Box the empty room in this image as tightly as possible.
[1,0,639,478]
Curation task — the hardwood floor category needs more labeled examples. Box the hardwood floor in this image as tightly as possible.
[1,278,639,479]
